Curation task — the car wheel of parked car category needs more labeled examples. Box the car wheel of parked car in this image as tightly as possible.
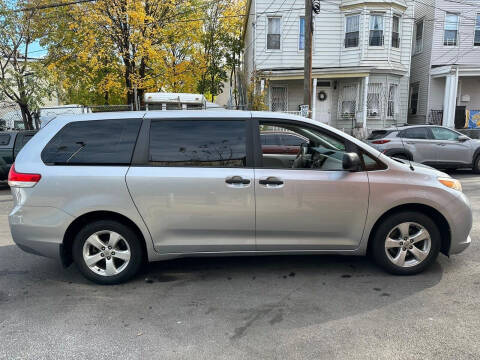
[473,155,480,174]
[371,212,440,275]
[73,220,144,285]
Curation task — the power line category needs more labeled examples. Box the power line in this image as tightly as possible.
[13,0,97,12]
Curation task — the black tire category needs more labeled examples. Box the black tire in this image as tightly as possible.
[391,153,409,160]
[73,220,144,285]
[371,211,440,275]
[473,155,480,174]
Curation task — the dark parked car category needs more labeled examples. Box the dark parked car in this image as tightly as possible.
[0,131,36,180]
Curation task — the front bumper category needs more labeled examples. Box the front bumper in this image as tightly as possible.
[446,192,473,255]
[9,205,74,260]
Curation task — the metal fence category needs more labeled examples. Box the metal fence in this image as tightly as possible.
[0,102,24,130]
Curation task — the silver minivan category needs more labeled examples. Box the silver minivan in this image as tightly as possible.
[8,111,472,284]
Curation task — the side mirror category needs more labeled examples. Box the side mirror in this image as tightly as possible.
[458,135,469,142]
[300,142,309,156]
[343,152,361,171]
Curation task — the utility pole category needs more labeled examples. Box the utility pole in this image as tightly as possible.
[303,0,313,116]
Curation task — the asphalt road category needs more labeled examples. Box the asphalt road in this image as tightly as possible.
[1,172,479,360]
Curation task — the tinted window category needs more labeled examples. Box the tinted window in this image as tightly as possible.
[367,130,394,140]
[280,134,305,146]
[0,134,10,146]
[22,134,33,146]
[149,120,246,167]
[260,133,281,145]
[399,127,429,139]
[42,119,142,165]
[431,127,459,141]
[361,152,387,171]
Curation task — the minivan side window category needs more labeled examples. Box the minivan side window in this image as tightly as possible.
[259,122,347,170]
[149,120,247,167]
[41,119,142,165]
[399,127,429,139]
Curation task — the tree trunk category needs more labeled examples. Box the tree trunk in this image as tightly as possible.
[19,104,34,130]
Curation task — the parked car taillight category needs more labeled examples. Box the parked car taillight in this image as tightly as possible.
[8,164,41,188]
[371,140,391,144]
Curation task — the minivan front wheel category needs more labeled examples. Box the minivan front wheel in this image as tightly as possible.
[371,212,440,275]
[73,220,144,284]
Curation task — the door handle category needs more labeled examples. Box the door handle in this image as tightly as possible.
[259,177,284,186]
[436,143,446,146]
[225,176,250,185]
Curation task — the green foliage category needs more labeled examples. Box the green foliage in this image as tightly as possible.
[0,0,55,129]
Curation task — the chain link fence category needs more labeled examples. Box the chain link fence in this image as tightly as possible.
[0,102,25,130]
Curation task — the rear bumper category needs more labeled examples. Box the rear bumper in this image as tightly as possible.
[9,205,73,260]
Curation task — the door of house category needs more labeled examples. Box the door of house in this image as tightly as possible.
[315,87,331,124]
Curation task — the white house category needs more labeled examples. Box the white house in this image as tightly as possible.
[242,0,414,133]
[410,0,480,128]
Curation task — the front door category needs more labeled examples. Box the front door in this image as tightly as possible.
[399,127,437,164]
[126,117,255,253]
[315,88,331,124]
[254,119,369,250]
[429,126,473,166]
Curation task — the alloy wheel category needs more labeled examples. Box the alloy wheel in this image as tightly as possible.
[82,230,131,276]
[384,222,431,268]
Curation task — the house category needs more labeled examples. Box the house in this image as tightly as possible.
[410,0,480,128]
[242,0,414,133]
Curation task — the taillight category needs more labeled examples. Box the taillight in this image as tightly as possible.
[371,139,391,144]
[8,164,41,188]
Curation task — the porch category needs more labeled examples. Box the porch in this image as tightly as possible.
[429,65,480,129]
[260,68,406,135]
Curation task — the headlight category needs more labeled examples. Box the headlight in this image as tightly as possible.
[438,177,462,192]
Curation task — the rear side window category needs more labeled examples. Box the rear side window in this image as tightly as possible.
[0,134,10,146]
[399,127,429,139]
[367,130,392,140]
[149,120,247,167]
[41,119,142,165]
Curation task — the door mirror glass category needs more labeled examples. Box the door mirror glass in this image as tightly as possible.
[458,135,469,142]
[342,152,361,171]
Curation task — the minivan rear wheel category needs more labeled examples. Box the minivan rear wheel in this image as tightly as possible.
[73,220,144,284]
[371,212,440,275]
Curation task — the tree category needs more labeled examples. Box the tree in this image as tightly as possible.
[0,0,54,129]
[38,0,201,106]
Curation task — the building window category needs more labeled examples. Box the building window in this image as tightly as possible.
[415,20,423,54]
[392,16,400,48]
[444,13,459,46]
[340,84,358,116]
[267,17,281,50]
[410,83,419,115]
[369,14,384,46]
[475,14,480,46]
[299,17,305,50]
[345,15,360,48]
[367,83,383,117]
[270,86,288,112]
[387,84,398,117]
